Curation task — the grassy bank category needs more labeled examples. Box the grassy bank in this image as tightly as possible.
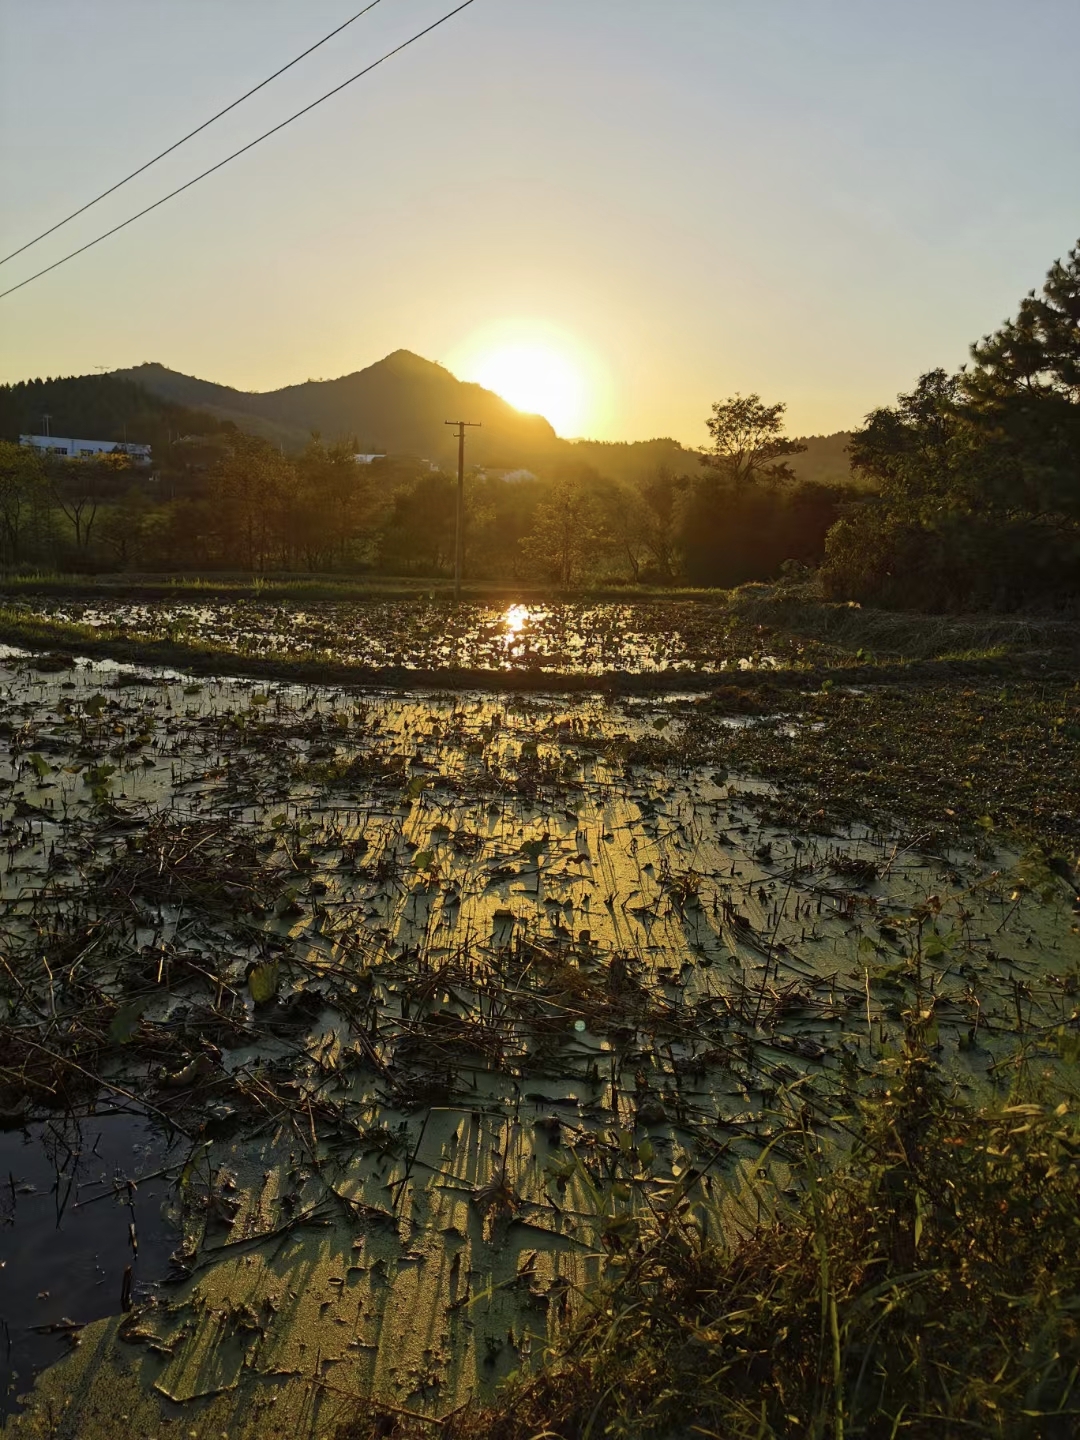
[0,570,729,605]
[733,587,1080,664]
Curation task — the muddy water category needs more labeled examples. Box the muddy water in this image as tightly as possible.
[0,652,1076,1436]
[0,1115,181,1417]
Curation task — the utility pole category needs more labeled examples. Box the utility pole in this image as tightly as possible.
[445,419,480,601]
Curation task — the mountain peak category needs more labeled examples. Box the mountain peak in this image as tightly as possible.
[110,352,558,461]
[379,348,447,372]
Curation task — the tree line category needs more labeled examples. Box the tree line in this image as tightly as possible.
[0,411,856,587]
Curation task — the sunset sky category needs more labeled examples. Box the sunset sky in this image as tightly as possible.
[1,0,1078,443]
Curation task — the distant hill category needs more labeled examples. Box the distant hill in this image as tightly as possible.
[563,436,698,484]
[112,351,560,466]
[0,373,235,452]
[788,431,856,487]
[4,354,857,487]
[566,432,855,487]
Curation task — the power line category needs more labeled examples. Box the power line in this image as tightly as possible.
[0,0,478,304]
[0,1,388,269]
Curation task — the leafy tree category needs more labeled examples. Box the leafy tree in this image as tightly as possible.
[378,471,456,576]
[966,240,1080,403]
[211,434,291,571]
[822,502,1080,611]
[98,486,155,568]
[961,240,1080,523]
[824,242,1080,610]
[604,467,686,583]
[604,482,653,583]
[463,472,545,582]
[636,466,685,581]
[291,435,369,569]
[680,396,818,585]
[523,475,608,587]
[701,394,806,490]
[848,370,981,510]
[51,451,131,554]
[0,440,48,564]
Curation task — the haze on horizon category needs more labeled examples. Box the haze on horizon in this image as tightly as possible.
[1,0,1078,445]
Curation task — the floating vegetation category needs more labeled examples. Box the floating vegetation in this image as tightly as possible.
[0,621,1077,1435]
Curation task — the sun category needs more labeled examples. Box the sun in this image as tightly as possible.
[470,342,585,435]
[448,326,602,437]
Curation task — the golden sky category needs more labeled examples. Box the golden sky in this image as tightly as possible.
[1,1,1078,443]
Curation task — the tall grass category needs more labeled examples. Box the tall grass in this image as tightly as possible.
[340,1024,1080,1440]
[731,584,1080,663]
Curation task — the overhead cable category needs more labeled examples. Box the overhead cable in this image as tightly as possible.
[0,1,388,268]
[0,0,477,303]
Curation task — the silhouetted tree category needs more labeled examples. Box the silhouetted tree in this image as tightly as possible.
[0,440,49,564]
[636,465,684,581]
[51,451,131,554]
[287,435,369,570]
[822,241,1080,609]
[680,396,812,585]
[700,394,806,490]
[967,240,1080,404]
[962,240,1080,524]
[378,472,456,575]
[98,486,155,568]
[523,474,608,586]
[211,434,291,571]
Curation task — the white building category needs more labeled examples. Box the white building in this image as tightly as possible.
[353,453,442,473]
[477,467,538,484]
[19,434,152,465]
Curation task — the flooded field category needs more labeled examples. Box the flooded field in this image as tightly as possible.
[0,633,1077,1436]
[0,596,811,675]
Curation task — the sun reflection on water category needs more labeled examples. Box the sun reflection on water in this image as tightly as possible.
[504,604,530,635]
